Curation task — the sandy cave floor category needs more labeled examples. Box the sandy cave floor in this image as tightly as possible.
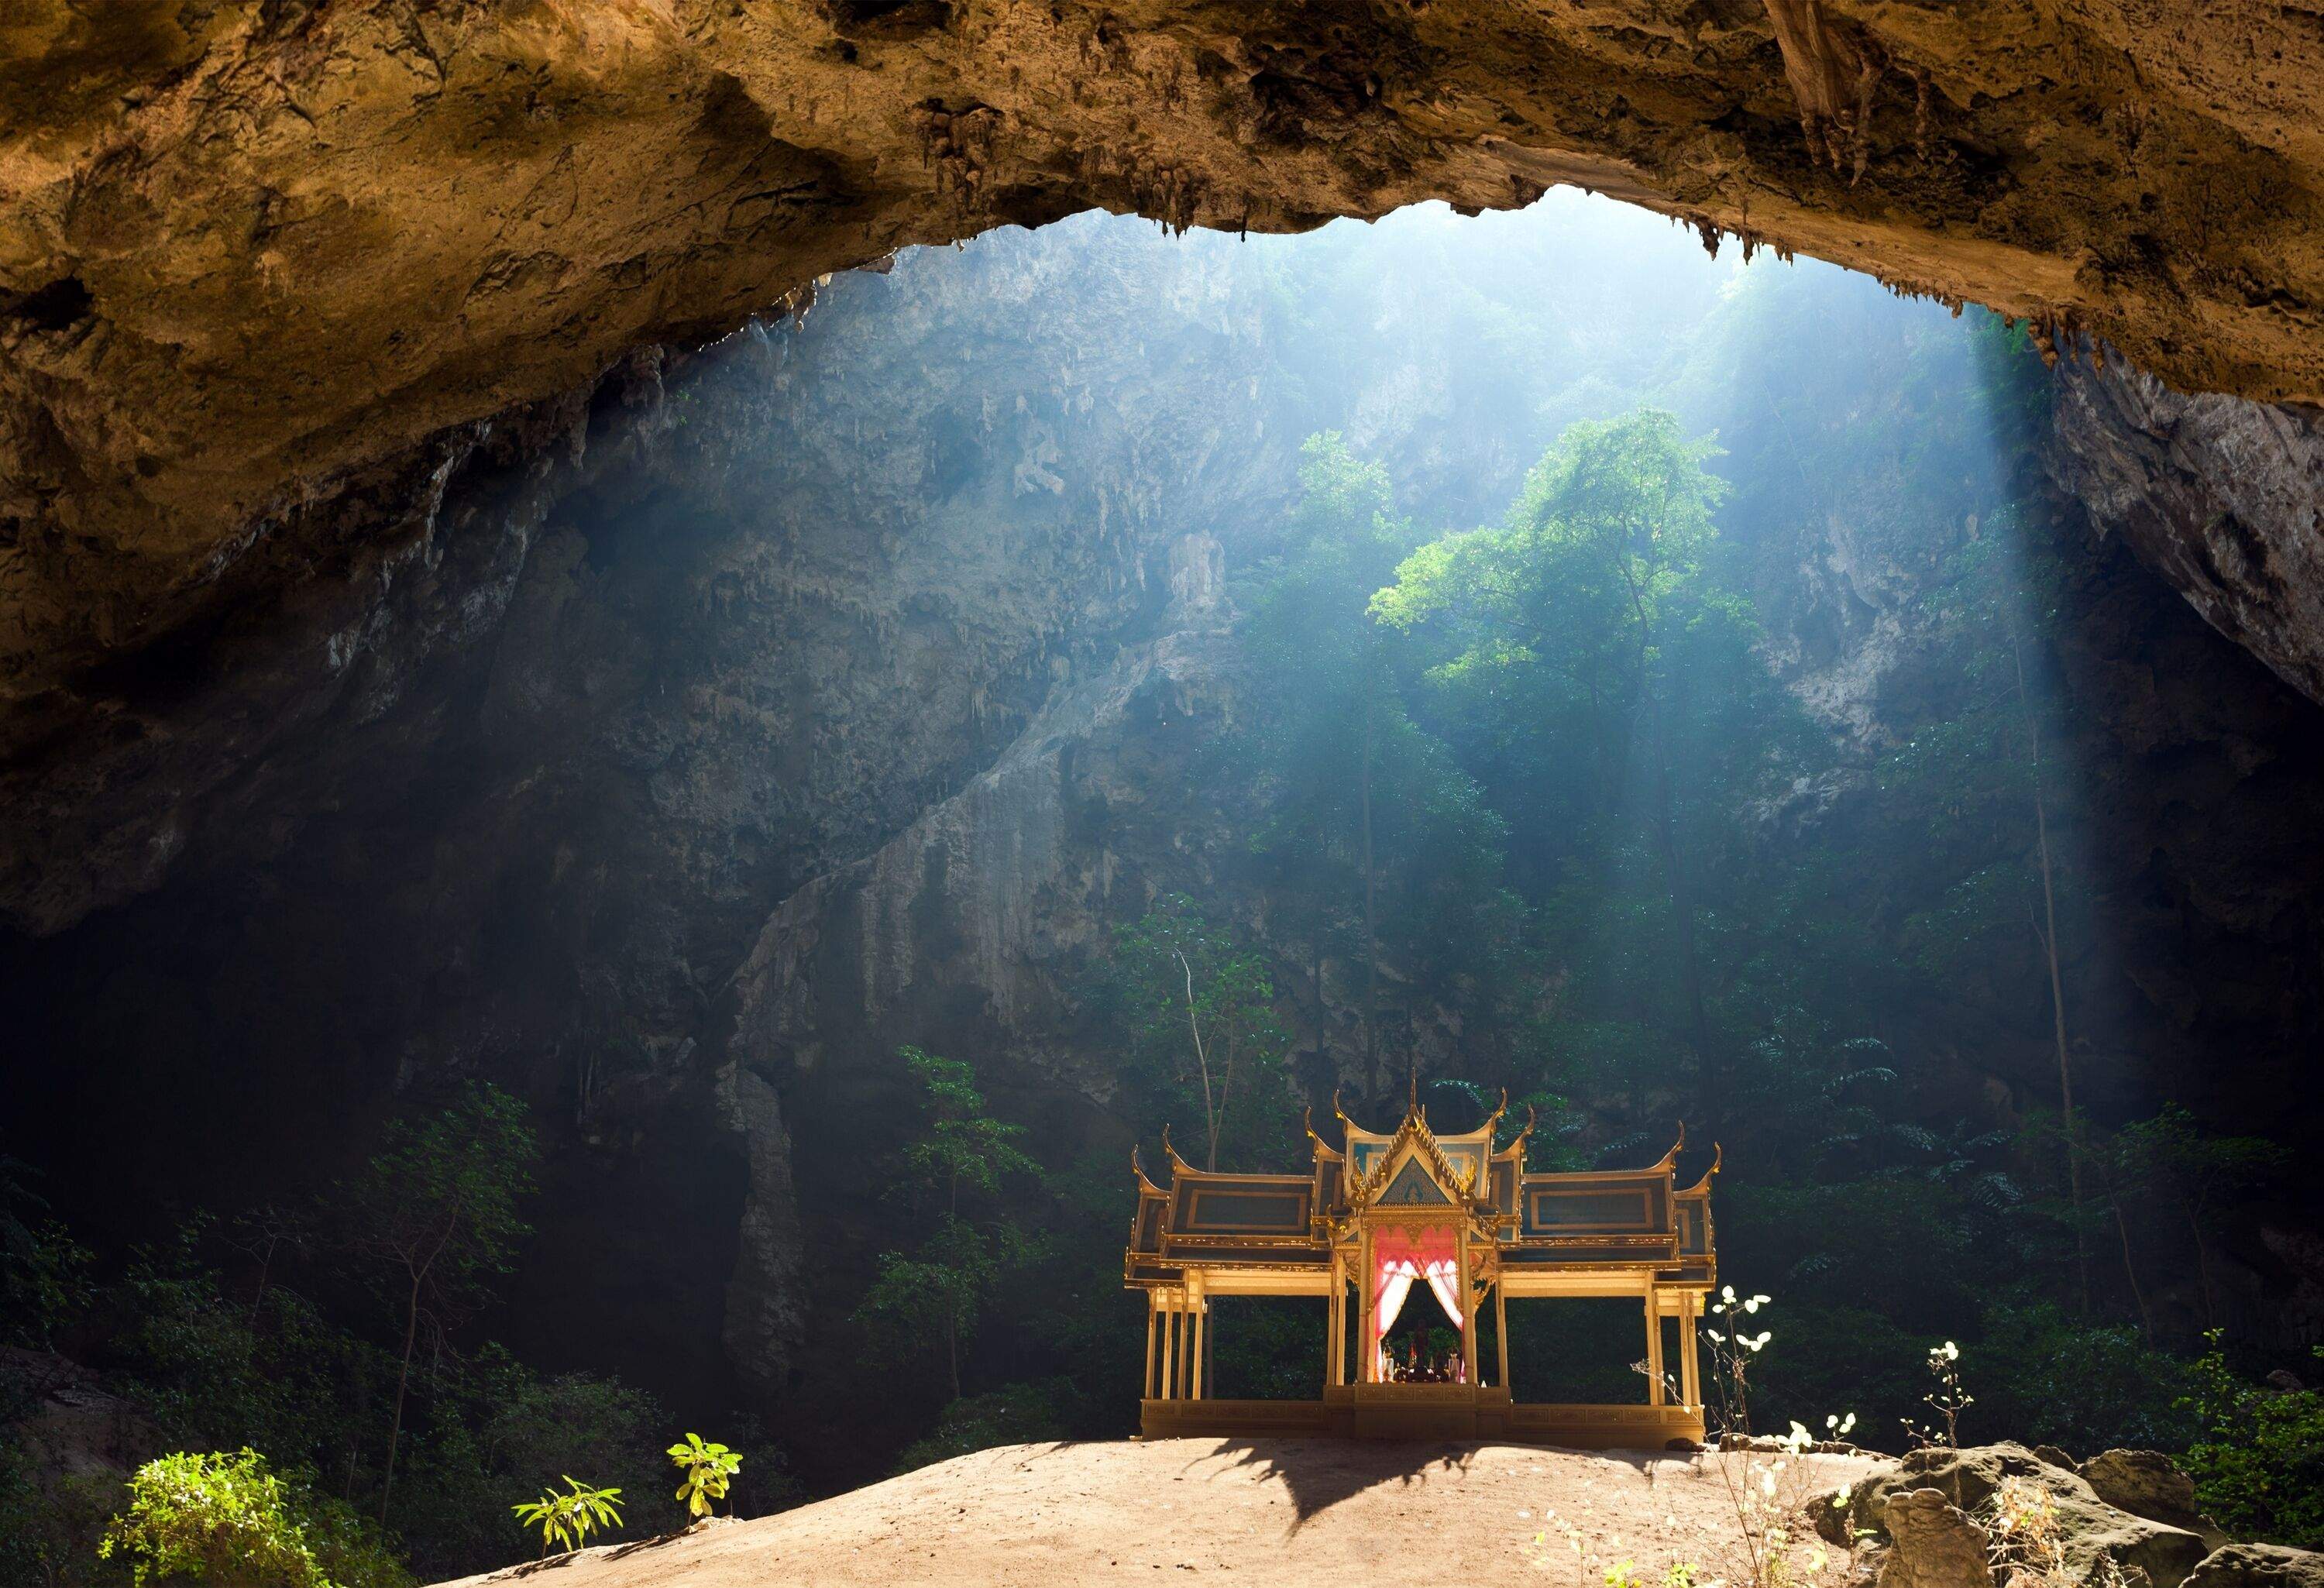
[444,1438,1888,1587]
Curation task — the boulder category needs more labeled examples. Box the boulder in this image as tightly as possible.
[2079,1452,2232,1552]
[1877,1489,1996,1588]
[1815,1445,2212,1588]
[2185,1546,2324,1588]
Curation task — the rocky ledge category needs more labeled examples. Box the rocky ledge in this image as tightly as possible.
[1820,1444,2323,1588]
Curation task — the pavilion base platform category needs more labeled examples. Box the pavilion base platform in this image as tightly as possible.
[1140,1386,1705,1449]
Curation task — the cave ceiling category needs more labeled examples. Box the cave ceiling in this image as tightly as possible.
[2,0,2322,930]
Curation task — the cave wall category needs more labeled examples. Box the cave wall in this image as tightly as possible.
[0,214,1302,1409]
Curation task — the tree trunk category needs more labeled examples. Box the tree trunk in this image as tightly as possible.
[1360,710,1381,1107]
[1309,932,1328,1080]
[947,1308,961,1400]
[380,1272,421,1524]
[1613,543,1714,1130]
[2014,628,2090,1315]
[1175,950,1220,1170]
[2111,1196,2154,1343]
[247,1236,276,1329]
[2188,1205,2219,1331]
[1650,727,1714,1129]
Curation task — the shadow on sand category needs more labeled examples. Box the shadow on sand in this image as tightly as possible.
[1155,1435,1676,1529]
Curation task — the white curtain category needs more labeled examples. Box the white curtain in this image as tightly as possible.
[1372,1256,1418,1378]
[1422,1256,1463,1328]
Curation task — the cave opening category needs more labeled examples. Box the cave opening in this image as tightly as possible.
[7,187,2324,1575]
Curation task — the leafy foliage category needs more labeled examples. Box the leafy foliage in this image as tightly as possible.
[855,1050,1043,1400]
[339,1084,538,1524]
[98,1451,404,1588]
[2178,1337,2324,1548]
[508,1479,624,1559]
[666,1435,742,1520]
[1,1158,94,1354]
[1098,899,1293,1171]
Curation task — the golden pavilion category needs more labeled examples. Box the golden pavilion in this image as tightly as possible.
[1124,1095,1719,1448]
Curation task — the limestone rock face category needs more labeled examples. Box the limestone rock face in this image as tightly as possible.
[720,613,1250,1397]
[8,0,2324,775]
[2078,1451,2230,1552]
[2185,1545,2324,1588]
[2049,362,2324,706]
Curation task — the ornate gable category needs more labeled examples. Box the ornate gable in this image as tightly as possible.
[1378,1157,1454,1205]
[1345,1104,1481,1208]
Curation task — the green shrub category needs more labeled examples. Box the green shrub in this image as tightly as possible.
[1971,1302,2199,1456]
[665,1435,741,1521]
[98,1452,326,1588]
[389,1352,664,1577]
[891,1381,1071,1474]
[509,1480,623,1559]
[2178,1338,2324,1548]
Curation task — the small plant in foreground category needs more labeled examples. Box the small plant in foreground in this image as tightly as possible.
[1705,1418,1852,1588]
[511,1480,624,1559]
[668,1434,743,1520]
[1902,1340,1972,1452]
[100,1450,328,1588]
[1701,1285,1772,1438]
[1900,1342,1975,1507]
[1979,1476,2132,1588]
[1979,1476,2066,1588]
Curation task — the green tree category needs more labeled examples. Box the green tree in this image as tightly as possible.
[1237,435,1529,1105]
[1239,435,1420,1096]
[1376,410,1737,1124]
[1880,522,2095,1309]
[855,1049,1040,1400]
[339,1084,536,1524]
[1102,899,1291,1170]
